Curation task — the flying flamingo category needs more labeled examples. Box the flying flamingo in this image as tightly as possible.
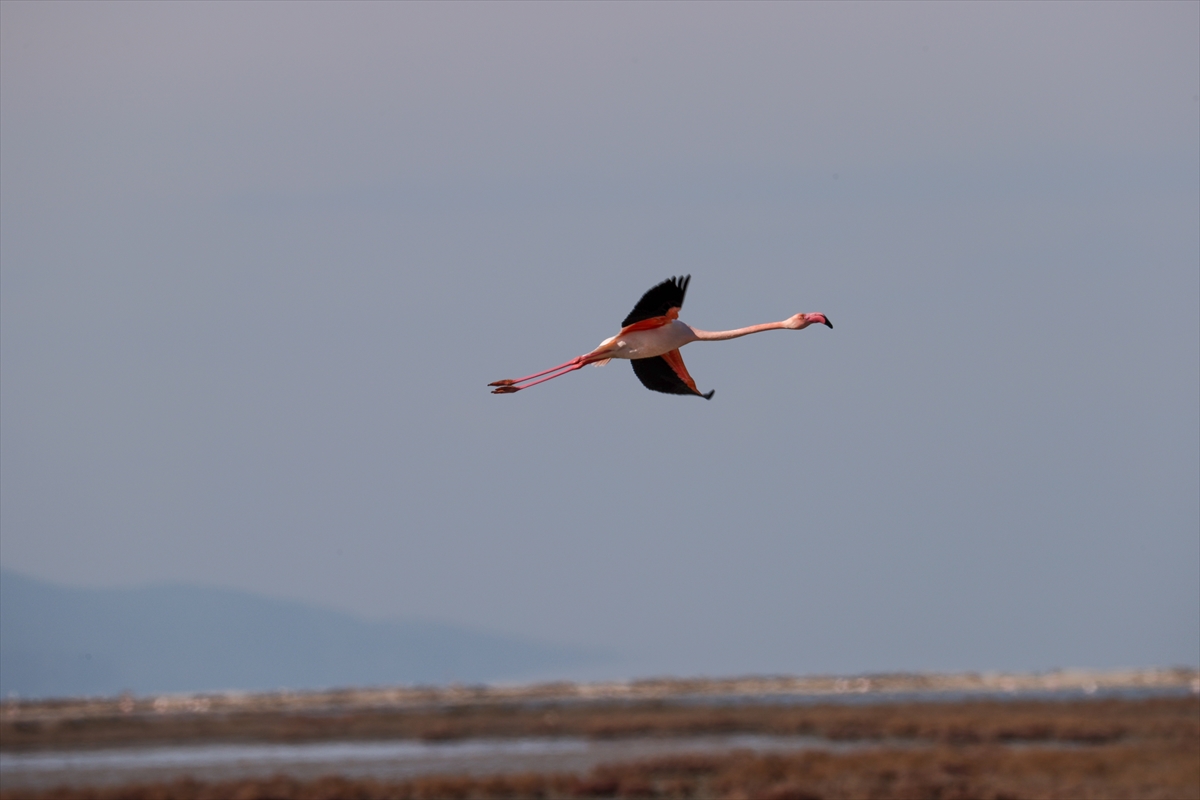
[489,276,831,399]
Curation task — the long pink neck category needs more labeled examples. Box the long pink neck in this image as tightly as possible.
[690,321,790,341]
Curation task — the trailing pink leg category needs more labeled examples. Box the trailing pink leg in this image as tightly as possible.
[488,356,586,388]
[489,353,609,394]
[492,362,588,392]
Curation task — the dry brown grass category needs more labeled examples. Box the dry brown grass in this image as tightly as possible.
[3,696,1196,799]
[3,695,1195,752]
[2,741,1198,800]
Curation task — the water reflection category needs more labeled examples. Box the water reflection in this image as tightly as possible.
[1,734,844,790]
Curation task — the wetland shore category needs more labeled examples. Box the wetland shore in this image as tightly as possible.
[2,668,1196,799]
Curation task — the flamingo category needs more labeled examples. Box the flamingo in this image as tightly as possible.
[489,276,831,399]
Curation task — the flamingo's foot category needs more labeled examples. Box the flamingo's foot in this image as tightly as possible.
[488,379,516,386]
[491,385,521,394]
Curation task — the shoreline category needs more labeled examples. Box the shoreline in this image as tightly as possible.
[3,666,1196,724]
[3,677,1195,797]
[3,694,1197,797]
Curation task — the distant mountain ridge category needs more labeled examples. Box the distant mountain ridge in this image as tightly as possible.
[0,569,603,698]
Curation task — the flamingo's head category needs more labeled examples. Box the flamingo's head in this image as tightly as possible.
[784,313,833,330]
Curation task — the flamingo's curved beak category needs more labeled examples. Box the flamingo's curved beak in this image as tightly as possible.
[823,316,833,329]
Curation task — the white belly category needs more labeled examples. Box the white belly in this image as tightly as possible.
[603,321,698,360]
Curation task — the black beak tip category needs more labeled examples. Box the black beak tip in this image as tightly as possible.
[824,318,833,329]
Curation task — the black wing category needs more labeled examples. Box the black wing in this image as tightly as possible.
[630,356,714,400]
[622,275,690,327]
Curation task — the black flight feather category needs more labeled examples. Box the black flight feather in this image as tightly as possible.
[622,275,690,327]
[630,356,714,400]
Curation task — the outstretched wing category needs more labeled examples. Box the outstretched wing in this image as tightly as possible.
[630,351,714,400]
[622,275,690,327]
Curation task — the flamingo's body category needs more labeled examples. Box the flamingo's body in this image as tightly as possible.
[489,275,831,399]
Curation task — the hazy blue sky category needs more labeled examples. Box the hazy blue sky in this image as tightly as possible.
[2,1,1197,681]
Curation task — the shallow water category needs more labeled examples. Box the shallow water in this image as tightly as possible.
[5,686,1191,790]
[0,734,849,790]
